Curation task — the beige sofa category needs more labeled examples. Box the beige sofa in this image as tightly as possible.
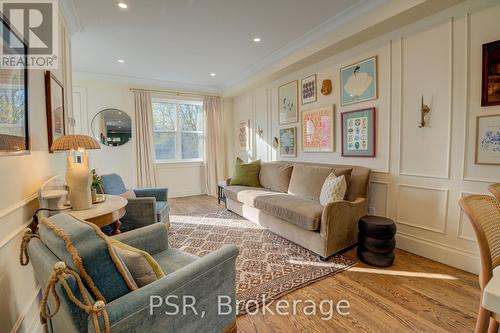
[224,161,371,259]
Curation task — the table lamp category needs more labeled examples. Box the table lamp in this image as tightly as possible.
[50,135,101,210]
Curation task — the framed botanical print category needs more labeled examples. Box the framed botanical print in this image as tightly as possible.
[301,74,317,105]
[475,114,500,165]
[482,40,500,106]
[238,120,249,151]
[301,105,334,152]
[278,80,298,125]
[341,107,376,157]
[340,56,377,106]
[279,127,297,157]
[0,15,29,155]
[45,71,65,153]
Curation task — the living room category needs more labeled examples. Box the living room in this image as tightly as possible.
[1,0,500,332]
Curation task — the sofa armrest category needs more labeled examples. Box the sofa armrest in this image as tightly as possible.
[320,198,367,251]
[112,223,169,254]
[134,188,168,202]
[120,197,157,232]
[89,245,240,333]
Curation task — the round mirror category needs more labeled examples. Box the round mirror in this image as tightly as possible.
[91,108,132,146]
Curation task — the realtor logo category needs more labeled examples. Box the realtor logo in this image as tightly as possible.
[1,0,58,69]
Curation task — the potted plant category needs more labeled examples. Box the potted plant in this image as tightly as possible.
[91,169,102,202]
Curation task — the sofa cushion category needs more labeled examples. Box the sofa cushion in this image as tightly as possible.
[153,248,198,273]
[225,186,323,231]
[259,162,293,192]
[288,164,333,201]
[230,158,261,187]
[224,186,276,207]
[254,194,323,231]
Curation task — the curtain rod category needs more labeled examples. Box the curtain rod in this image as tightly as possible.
[129,87,218,98]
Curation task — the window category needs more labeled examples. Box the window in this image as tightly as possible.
[152,99,204,162]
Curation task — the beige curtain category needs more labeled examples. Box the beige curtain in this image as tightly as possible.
[134,91,157,188]
[204,96,225,196]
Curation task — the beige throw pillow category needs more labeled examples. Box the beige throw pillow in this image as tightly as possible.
[319,173,347,206]
[109,238,165,287]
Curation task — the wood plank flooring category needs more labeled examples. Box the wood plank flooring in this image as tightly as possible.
[169,195,480,333]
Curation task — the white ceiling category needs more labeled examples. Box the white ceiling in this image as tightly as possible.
[70,0,373,92]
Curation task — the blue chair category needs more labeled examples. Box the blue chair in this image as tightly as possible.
[27,213,239,333]
[100,174,170,232]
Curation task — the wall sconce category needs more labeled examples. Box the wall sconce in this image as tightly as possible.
[272,137,279,148]
[257,125,264,136]
[419,96,431,128]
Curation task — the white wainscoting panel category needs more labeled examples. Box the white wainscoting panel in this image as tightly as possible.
[396,184,449,234]
[399,20,452,179]
[368,181,389,217]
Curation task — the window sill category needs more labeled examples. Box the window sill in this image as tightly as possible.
[156,160,204,169]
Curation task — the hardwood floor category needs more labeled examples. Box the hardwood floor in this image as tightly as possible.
[169,195,480,333]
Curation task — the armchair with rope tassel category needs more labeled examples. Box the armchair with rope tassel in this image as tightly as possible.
[22,213,239,333]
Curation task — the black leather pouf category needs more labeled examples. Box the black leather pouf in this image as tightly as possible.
[357,216,396,267]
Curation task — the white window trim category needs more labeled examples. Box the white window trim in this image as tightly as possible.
[152,98,204,164]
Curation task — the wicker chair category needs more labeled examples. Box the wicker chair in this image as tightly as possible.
[489,183,500,201]
[459,195,500,333]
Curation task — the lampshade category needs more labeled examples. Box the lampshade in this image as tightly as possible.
[51,135,101,151]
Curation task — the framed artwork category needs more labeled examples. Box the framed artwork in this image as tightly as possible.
[341,107,376,157]
[279,127,297,157]
[278,80,298,125]
[340,56,377,106]
[45,71,66,153]
[238,120,249,151]
[0,15,29,155]
[482,40,500,106]
[301,105,334,152]
[475,115,500,165]
[301,74,317,105]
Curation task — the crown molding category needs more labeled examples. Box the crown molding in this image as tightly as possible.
[60,0,83,35]
[221,0,389,92]
[72,71,222,95]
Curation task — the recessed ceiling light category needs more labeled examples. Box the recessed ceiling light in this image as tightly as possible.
[118,2,128,9]
[210,73,216,77]
[118,59,125,63]
[253,37,262,43]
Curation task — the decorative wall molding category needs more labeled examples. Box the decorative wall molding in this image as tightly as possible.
[396,184,449,234]
[369,180,389,217]
[11,289,41,333]
[0,193,37,220]
[457,191,481,242]
[398,18,453,180]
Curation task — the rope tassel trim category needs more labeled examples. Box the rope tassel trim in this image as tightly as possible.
[41,261,110,333]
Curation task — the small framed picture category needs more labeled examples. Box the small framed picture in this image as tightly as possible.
[301,74,317,105]
[45,71,66,153]
[301,105,334,152]
[238,120,249,151]
[340,56,377,106]
[481,40,500,106]
[279,127,297,157]
[341,107,376,157]
[475,114,500,165]
[278,80,298,125]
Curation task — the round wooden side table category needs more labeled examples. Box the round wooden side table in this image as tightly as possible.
[67,195,127,235]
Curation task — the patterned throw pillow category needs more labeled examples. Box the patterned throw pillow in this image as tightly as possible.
[319,173,347,206]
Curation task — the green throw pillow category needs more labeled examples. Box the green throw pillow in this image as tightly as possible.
[230,158,261,187]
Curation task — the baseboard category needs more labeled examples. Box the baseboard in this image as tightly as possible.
[169,189,206,198]
[396,232,479,274]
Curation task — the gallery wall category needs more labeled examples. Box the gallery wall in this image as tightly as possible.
[0,15,73,333]
[231,0,500,274]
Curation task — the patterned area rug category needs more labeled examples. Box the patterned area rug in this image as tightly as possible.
[169,209,356,314]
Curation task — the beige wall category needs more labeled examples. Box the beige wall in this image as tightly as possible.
[72,79,209,197]
[0,15,72,333]
[230,0,500,274]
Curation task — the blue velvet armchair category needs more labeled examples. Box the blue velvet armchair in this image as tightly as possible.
[100,174,170,232]
[27,213,239,333]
